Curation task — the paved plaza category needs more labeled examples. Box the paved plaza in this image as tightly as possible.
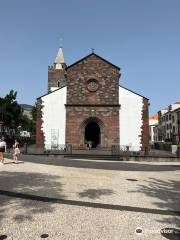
[0,155,180,240]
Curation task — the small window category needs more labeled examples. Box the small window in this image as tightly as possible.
[57,81,60,87]
[173,126,175,133]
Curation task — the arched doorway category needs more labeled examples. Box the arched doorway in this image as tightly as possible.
[85,121,100,148]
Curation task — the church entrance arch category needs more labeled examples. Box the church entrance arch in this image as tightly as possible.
[85,121,100,148]
[80,117,104,149]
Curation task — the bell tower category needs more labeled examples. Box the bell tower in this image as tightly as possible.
[48,47,67,92]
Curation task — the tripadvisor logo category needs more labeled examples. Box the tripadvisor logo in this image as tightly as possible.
[135,227,143,235]
[135,227,180,235]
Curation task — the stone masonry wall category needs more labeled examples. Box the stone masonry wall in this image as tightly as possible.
[66,54,120,105]
[36,98,44,147]
[48,65,66,92]
[141,98,149,151]
[66,54,120,149]
[66,106,120,148]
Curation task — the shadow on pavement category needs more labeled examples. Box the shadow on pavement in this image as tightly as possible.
[129,178,180,228]
[14,154,180,172]
[0,171,65,223]
[0,189,179,217]
[78,188,115,199]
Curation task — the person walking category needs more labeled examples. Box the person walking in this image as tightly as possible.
[13,140,20,163]
[13,139,19,149]
[0,138,6,164]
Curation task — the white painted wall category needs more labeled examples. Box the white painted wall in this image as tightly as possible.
[41,87,67,149]
[149,119,158,142]
[149,125,158,142]
[50,87,59,92]
[119,86,143,151]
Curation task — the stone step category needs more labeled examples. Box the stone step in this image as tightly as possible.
[64,154,123,161]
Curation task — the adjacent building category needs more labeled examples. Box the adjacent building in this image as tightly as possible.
[20,104,33,120]
[149,114,158,143]
[153,102,180,143]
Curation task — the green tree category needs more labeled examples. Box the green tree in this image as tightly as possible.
[0,90,36,135]
[0,90,22,130]
[30,102,37,134]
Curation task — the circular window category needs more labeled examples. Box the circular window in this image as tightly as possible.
[87,79,99,92]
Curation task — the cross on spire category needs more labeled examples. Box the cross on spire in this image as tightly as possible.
[91,48,95,53]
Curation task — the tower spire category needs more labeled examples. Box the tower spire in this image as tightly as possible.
[55,47,65,64]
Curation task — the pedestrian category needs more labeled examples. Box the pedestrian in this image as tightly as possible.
[87,140,92,150]
[13,140,20,163]
[0,137,7,164]
[13,139,19,149]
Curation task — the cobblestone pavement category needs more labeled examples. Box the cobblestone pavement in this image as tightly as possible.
[0,155,180,240]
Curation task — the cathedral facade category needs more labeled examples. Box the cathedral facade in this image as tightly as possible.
[36,48,149,151]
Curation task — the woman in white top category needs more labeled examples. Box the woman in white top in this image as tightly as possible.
[13,140,20,163]
[0,138,6,164]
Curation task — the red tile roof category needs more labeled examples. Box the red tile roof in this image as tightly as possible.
[149,114,158,120]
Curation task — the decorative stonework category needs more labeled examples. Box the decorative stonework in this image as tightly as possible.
[66,54,120,105]
[87,79,99,92]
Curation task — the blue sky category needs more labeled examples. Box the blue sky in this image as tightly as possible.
[0,0,179,114]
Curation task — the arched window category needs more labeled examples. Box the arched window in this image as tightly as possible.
[57,81,60,87]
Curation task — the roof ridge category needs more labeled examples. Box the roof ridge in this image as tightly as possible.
[119,85,149,100]
[66,52,120,70]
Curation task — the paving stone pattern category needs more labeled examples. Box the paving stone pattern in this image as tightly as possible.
[0,155,179,239]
